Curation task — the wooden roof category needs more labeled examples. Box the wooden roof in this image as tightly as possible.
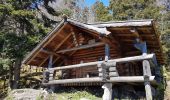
[22,18,164,67]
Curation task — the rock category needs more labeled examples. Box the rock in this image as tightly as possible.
[5,89,48,100]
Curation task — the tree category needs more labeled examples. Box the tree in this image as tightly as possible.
[109,0,161,20]
[91,1,112,22]
[0,0,50,89]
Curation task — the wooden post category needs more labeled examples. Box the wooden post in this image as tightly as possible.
[143,60,152,100]
[102,83,112,100]
[48,55,54,81]
[48,55,53,68]
[105,44,110,61]
[48,55,55,92]
[144,77,152,100]
[98,63,108,81]
[102,43,112,100]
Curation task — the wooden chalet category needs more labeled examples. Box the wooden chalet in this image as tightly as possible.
[23,18,164,99]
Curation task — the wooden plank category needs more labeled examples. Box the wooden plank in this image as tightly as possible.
[110,76,155,82]
[56,42,104,53]
[49,54,154,71]
[42,76,155,85]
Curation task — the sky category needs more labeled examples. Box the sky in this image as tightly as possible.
[84,0,109,7]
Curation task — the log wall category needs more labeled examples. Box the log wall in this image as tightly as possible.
[63,45,120,78]
[61,44,143,78]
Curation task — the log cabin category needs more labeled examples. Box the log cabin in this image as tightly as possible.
[23,18,164,99]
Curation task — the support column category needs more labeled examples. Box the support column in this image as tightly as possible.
[105,44,110,61]
[144,77,152,100]
[102,43,112,100]
[48,55,55,92]
[143,60,152,100]
[134,37,153,100]
[48,55,53,81]
[102,83,112,100]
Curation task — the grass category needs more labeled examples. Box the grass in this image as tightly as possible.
[49,87,103,100]
[4,87,102,100]
[53,90,102,100]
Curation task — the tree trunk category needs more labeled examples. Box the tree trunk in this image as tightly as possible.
[13,58,22,89]
[8,62,14,89]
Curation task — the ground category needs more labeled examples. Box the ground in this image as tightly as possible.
[4,87,102,100]
[4,80,170,100]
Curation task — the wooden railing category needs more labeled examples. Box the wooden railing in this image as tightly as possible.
[46,54,154,71]
[42,53,155,84]
[42,53,156,100]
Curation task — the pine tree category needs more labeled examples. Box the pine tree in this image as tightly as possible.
[91,1,112,22]
[0,0,50,89]
[109,0,161,20]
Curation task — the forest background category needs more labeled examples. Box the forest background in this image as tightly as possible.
[0,0,170,97]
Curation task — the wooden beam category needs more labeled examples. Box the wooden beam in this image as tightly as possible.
[42,76,155,85]
[49,54,155,71]
[108,27,152,31]
[38,49,61,67]
[121,39,157,44]
[116,33,155,37]
[54,33,72,51]
[38,47,68,67]
[52,42,75,65]
[24,21,66,65]
[56,42,104,53]
[38,57,49,67]
[41,48,70,59]
[41,48,59,57]
[130,28,140,38]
